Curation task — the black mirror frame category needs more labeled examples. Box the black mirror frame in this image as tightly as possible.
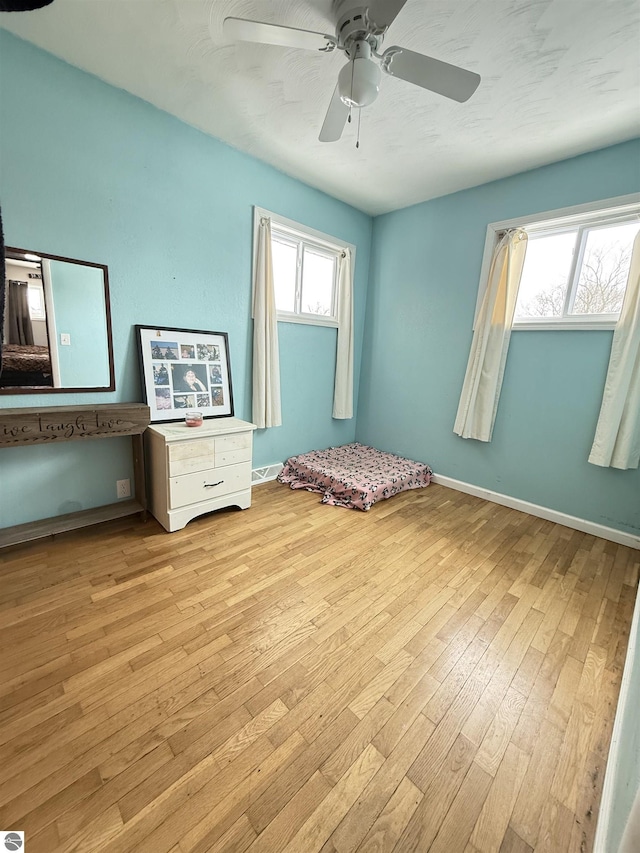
[0,246,116,394]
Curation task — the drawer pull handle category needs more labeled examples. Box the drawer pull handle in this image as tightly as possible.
[204,480,224,488]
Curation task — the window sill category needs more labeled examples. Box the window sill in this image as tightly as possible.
[513,320,617,331]
[277,313,338,329]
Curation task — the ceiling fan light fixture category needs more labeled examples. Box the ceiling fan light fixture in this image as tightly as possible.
[338,56,381,108]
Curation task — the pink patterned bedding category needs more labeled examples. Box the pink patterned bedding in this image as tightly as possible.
[277,443,432,511]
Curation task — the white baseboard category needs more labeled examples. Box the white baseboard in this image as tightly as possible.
[252,463,284,485]
[430,474,640,550]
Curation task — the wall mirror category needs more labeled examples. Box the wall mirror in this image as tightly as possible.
[1,247,115,393]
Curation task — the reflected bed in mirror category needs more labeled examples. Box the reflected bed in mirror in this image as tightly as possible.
[1,247,115,393]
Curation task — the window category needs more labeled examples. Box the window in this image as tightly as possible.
[27,282,46,320]
[478,195,640,330]
[254,207,352,328]
[514,217,640,325]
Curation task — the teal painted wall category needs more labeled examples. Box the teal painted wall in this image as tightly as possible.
[49,260,110,387]
[1,32,638,537]
[0,31,372,527]
[357,139,640,536]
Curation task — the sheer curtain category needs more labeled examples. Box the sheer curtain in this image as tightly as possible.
[589,230,640,470]
[252,216,282,429]
[620,787,640,853]
[454,229,528,441]
[333,247,354,419]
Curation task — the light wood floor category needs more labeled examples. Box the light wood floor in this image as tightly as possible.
[0,481,637,853]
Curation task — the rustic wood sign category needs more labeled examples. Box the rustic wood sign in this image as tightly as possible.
[0,403,149,447]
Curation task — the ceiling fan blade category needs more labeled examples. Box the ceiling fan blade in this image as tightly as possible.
[368,0,410,29]
[319,84,350,142]
[381,46,480,102]
[223,17,336,52]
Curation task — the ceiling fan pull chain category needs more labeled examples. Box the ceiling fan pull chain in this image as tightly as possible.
[347,58,354,124]
[348,58,355,124]
[356,108,361,148]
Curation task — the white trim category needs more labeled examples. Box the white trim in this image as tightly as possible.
[489,193,640,235]
[254,207,356,254]
[474,193,640,328]
[41,259,61,388]
[252,463,284,484]
[513,319,617,332]
[594,577,640,852]
[275,311,338,329]
[430,473,640,549]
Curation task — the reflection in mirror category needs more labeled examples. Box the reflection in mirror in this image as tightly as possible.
[0,247,115,393]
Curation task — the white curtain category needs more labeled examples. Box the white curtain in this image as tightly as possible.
[6,280,34,345]
[620,787,640,853]
[453,229,528,441]
[589,230,640,470]
[333,247,354,419]
[252,216,282,428]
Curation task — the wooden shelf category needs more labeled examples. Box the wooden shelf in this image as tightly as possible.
[0,500,146,549]
[0,403,150,547]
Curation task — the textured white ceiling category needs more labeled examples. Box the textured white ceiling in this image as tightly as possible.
[2,0,639,215]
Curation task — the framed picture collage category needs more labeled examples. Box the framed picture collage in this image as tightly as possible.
[136,325,234,422]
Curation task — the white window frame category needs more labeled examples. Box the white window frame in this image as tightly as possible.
[475,193,640,331]
[252,206,355,329]
[27,281,46,320]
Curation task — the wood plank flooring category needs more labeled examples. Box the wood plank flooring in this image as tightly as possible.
[0,480,637,853]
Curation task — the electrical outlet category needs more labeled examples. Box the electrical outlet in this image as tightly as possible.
[116,478,131,499]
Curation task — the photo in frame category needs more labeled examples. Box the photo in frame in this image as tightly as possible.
[136,325,234,422]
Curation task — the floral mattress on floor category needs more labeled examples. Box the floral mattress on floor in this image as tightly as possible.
[277,442,432,511]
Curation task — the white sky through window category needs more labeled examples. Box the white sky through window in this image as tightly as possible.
[515,231,577,318]
[301,249,334,316]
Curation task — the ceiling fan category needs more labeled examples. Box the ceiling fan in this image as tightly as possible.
[223,0,481,143]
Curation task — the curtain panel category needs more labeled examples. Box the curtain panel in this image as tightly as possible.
[589,230,640,470]
[333,247,354,419]
[252,216,282,429]
[7,279,34,346]
[453,229,528,442]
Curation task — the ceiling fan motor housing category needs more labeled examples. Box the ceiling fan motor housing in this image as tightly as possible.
[334,1,387,45]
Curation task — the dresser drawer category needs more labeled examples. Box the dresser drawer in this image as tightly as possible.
[215,446,252,467]
[168,437,216,476]
[216,432,252,453]
[169,461,251,509]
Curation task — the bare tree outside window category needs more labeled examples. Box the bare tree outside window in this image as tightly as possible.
[515,221,639,320]
[304,300,331,316]
[518,283,564,318]
[573,240,630,315]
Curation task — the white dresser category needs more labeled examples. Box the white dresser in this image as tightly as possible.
[146,417,256,532]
